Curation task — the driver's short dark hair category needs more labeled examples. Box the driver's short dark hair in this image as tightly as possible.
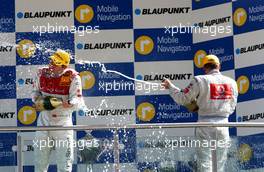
[203,63,218,70]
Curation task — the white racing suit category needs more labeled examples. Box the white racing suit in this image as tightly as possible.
[32,67,84,172]
[168,69,238,172]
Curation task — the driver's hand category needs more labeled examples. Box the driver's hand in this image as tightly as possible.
[161,79,172,89]
[62,100,73,108]
[33,98,44,111]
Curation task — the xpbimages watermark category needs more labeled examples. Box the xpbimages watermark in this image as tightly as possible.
[165,137,231,150]
[140,137,232,150]
[164,23,232,37]
[33,23,100,36]
[33,137,99,150]
[98,80,165,93]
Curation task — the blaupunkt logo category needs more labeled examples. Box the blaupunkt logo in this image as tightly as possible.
[135,36,154,55]
[194,50,207,68]
[16,39,36,58]
[17,78,33,86]
[136,102,155,122]
[134,7,190,15]
[237,76,250,94]
[81,108,134,116]
[235,42,264,55]
[140,73,192,81]
[17,11,72,19]
[18,106,37,125]
[81,42,132,50]
[240,112,264,122]
[75,4,94,23]
[196,16,231,27]
[0,112,15,119]
[80,71,96,90]
[0,45,13,52]
[233,8,247,27]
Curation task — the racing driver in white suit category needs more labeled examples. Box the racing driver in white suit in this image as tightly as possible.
[162,55,238,172]
[32,49,84,172]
